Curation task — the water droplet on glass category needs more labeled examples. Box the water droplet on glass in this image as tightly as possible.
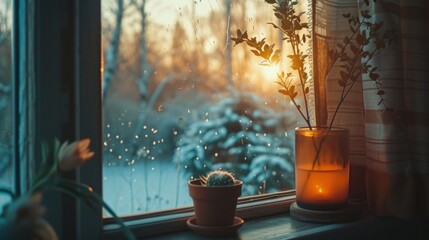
[158,105,164,112]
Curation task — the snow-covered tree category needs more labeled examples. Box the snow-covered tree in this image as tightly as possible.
[173,93,296,195]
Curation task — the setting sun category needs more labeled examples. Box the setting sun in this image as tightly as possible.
[260,64,279,82]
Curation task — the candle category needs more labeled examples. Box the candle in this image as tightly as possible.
[296,163,349,210]
[295,127,350,211]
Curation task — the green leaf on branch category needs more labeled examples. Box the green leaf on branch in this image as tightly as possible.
[274,13,283,19]
[369,72,379,81]
[251,50,260,57]
[373,21,384,32]
[340,71,348,82]
[271,49,281,64]
[268,22,280,29]
[231,29,248,47]
[356,32,366,45]
[278,89,289,96]
[305,87,310,93]
[338,79,346,87]
[351,44,360,56]
[292,92,298,98]
[287,55,304,70]
[289,85,295,95]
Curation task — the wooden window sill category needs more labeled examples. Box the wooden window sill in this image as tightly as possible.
[146,212,429,240]
[104,196,428,239]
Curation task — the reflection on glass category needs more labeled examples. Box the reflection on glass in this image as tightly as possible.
[102,0,310,216]
[0,0,13,214]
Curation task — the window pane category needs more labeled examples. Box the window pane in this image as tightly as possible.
[102,0,311,216]
[0,0,13,214]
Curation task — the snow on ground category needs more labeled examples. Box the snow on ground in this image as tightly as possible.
[103,160,192,216]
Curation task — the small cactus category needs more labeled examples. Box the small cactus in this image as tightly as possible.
[201,170,236,187]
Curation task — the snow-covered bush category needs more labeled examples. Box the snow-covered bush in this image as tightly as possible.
[173,93,296,196]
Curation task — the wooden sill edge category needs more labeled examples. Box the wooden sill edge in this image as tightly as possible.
[103,194,295,239]
[104,198,429,240]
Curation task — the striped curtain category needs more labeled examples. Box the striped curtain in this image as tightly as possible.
[314,0,429,218]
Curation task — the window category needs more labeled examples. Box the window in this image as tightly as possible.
[102,0,312,216]
[0,0,13,213]
[0,0,315,239]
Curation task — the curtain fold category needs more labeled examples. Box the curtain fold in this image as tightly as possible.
[363,0,429,218]
[314,0,429,218]
[314,0,368,199]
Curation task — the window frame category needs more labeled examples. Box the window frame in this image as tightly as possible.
[23,0,102,239]
[26,0,320,239]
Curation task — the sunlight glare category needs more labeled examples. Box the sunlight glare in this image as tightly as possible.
[260,64,279,82]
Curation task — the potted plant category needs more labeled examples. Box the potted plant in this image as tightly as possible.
[231,0,394,213]
[188,170,243,231]
[0,139,135,240]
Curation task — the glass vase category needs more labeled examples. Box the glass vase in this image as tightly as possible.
[295,127,350,210]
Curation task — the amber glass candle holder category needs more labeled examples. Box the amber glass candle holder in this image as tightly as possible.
[295,127,350,211]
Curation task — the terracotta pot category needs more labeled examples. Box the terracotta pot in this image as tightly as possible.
[188,179,242,226]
